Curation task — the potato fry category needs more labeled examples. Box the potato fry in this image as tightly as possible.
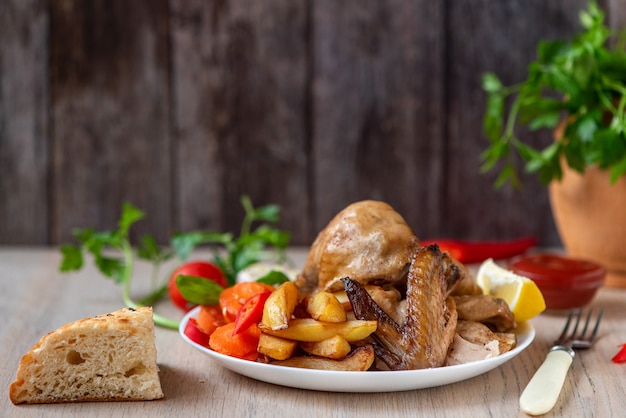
[300,335,351,359]
[332,285,381,310]
[259,318,377,342]
[306,291,347,323]
[270,345,375,371]
[261,281,299,330]
[257,333,298,360]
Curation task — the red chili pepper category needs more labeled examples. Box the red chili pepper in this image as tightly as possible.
[420,237,538,264]
[611,343,626,363]
[232,290,272,335]
[184,317,211,347]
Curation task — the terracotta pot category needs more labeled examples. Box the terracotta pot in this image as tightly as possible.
[549,163,626,288]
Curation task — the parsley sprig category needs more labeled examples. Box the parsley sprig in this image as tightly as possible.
[59,196,290,329]
[481,1,626,187]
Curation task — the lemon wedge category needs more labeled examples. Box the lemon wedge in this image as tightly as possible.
[476,258,546,322]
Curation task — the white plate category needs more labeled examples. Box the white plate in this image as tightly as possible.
[179,306,535,392]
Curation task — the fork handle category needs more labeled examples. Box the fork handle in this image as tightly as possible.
[519,346,575,416]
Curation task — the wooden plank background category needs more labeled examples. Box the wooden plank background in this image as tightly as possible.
[1,0,623,247]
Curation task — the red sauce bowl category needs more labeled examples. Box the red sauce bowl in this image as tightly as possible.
[510,253,605,310]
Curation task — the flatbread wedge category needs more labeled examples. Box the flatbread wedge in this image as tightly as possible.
[9,307,164,404]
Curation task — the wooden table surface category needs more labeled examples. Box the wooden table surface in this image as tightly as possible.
[2,247,625,418]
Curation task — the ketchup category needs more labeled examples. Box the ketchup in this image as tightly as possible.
[510,253,605,310]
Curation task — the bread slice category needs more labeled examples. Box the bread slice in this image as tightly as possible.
[9,307,164,404]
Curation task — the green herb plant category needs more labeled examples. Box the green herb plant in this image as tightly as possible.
[60,196,291,329]
[481,1,626,188]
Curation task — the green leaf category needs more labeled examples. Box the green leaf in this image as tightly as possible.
[250,225,291,248]
[600,130,626,164]
[610,156,626,183]
[256,270,290,285]
[494,163,521,189]
[483,93,504,142]
[516,141,543,166]
[538,40,566,63]
[137,235,162,261]
[59,244,83,272]
[528,112,562,131]
[546,69,579,96]
[253,204,281,223]
[171,231,232,260]
[73,227,96,244]
[482,73,503,93]
[574,115,599,142]
[95,256,126,283]
[118,203,145,237]
[176,275,224,306]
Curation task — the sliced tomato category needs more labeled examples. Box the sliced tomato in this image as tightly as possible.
[168,261,227,311]
[184,318,211,347]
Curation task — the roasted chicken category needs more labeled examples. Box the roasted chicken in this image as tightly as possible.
[292,200,517,370]
[343,245,458,370]
[297,200,419,294]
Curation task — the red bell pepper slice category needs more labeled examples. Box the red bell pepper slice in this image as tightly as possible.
[611,343,626,363]
[420,237,537,264]
[232,290,272,335]
[184,317,211,347]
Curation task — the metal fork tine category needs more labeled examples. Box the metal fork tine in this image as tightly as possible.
[588,308,604,342]
[570,308,583,337]
[579,309,593,338]
[555,310,575,345]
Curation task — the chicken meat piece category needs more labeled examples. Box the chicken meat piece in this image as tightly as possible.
[446,320,517,366]
[297,200,419,294]
[344,244,458,370]
[455,320,516,353]
[444,254,483,296]
[453,295,516,332]
[367,286,406,326]
[445,334,500,366]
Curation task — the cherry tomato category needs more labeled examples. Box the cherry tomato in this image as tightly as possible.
[168,261,227,311]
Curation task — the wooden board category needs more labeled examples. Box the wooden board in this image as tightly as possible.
[0,0,621,247]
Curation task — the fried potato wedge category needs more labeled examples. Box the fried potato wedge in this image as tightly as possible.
[332,285,383,310]
[306,291,347,323]
[257,333,299,360]
[270,345,375,371]
[259,318,377,342]
[300,335,352,359]
[262,281,299,331]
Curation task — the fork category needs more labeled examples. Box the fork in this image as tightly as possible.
[519,308,603,416]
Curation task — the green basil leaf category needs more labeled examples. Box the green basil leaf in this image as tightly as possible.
[176,274,224,306]
[256,270,290,286]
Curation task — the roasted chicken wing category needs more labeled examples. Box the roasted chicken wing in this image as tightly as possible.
[344,245,458,370]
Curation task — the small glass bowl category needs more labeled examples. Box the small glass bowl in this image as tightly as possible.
[510,253,605,310]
